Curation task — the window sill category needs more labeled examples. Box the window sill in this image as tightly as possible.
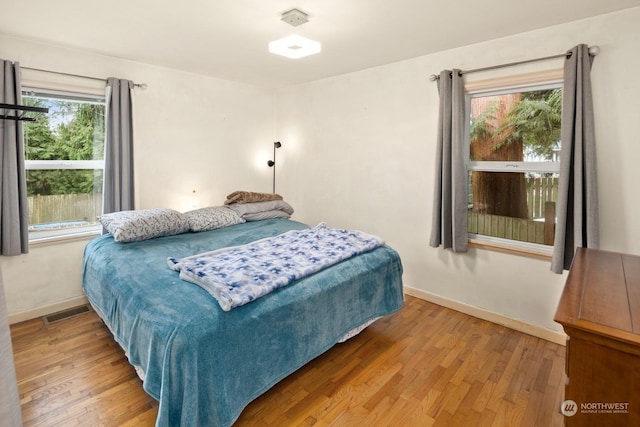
[29,229,101,247]
[468,238,552,261]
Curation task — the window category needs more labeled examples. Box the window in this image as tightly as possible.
[465,81,562,252]
[22,88,106,241]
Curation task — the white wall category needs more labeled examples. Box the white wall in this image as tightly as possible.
[0,35,277,321]
[3,8,639,335]
[275,8,640,336]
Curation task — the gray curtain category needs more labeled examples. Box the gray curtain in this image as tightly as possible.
[430,69,468,252]
[0,59,29,256]
[551,45,599,273]
[103,78,135,214]
[0,265,23,426]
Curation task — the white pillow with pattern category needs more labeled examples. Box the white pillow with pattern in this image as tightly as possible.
[99,208,189,242]
[184,206,245,232]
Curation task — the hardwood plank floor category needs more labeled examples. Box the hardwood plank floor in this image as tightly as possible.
[11,295,566,426]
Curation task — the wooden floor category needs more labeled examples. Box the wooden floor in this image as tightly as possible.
[11,295,566,426]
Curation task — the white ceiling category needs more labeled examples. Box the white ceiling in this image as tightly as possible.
[2,0,639,87]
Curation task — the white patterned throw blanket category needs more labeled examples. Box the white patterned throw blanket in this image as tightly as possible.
[168,223,384,311]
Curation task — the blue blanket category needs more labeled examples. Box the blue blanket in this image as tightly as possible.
[82,219,404,427]
[168,223,385,311]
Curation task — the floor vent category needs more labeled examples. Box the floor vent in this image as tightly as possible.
[42,305,92,325]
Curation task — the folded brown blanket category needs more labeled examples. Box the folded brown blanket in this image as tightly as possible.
[224,191,283,205]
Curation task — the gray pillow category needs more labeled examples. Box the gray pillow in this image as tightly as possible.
[242,210,291,221]
[227,200,294,217]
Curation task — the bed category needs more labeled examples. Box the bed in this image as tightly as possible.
[82,217,404,427]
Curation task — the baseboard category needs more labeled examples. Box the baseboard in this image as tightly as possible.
[404,286,567,346]
[8,295,89,325]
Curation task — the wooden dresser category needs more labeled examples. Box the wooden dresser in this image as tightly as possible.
[554,248,640,426]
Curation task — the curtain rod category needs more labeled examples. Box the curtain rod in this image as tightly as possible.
[429,45,600,81]
[21,66,148,89]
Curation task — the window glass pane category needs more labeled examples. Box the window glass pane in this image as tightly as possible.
[22,92,105,236]
[23,97,105,161]
[467,171,558,246]
[469,89,562,162]
[26,170,103,232]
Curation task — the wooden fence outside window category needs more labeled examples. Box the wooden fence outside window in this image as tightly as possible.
[28,194,102,227]
[469,176,558,246]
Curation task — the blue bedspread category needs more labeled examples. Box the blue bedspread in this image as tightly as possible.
[82,219,404,427]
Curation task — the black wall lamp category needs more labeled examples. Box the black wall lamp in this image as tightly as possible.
[267,141,282,193]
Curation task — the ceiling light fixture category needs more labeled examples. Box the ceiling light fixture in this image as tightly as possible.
[269,9,321,59]
[269,35,321,59]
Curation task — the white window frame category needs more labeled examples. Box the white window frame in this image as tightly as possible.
[464,80,563,256]
[23,87,106,243]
